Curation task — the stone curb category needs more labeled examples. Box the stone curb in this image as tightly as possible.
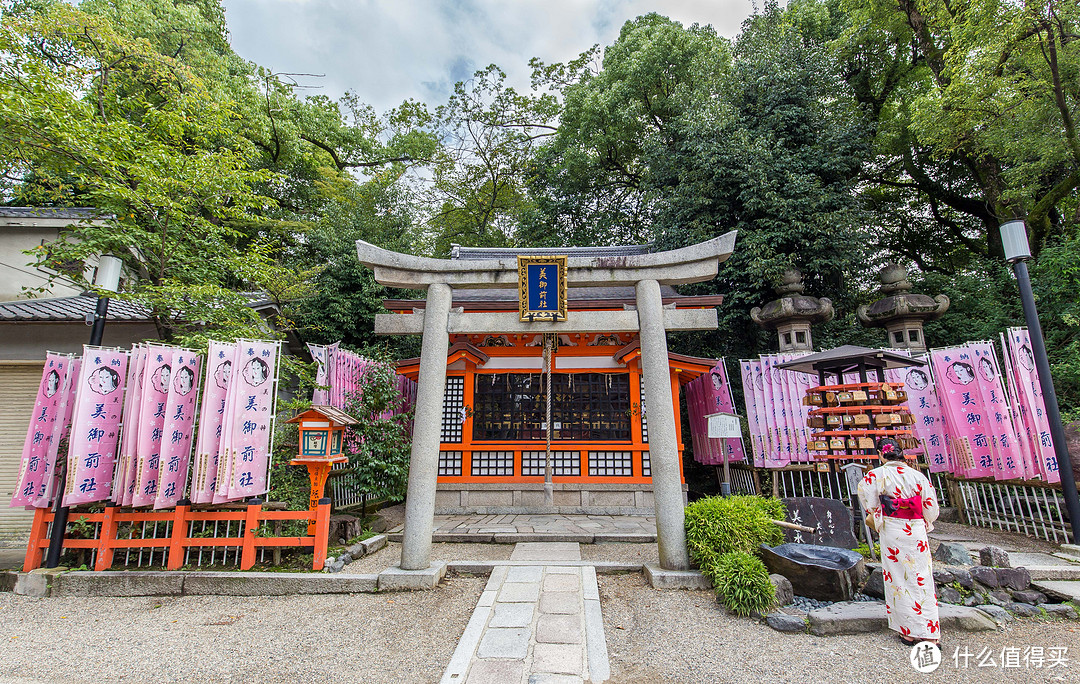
[325,533,388,572]
[1026,565,1080,581]
[807,601,996,636]
[387,532,657,544]
[643,563,712,590]
[2,570,382,597]
[446,561,642,576]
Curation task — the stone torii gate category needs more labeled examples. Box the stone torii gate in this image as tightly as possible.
[356,233,737,573]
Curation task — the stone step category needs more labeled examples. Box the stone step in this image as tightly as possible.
[807,601,996,636]
[1025,565,1080,581]
[447,561,641,576]
[1031,580,1080,603]
[386,532,656,544]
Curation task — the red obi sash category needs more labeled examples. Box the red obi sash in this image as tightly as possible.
[886,495,923,520]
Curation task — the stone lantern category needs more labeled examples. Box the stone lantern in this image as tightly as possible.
[856,264,949,352]
[750,269,835,353]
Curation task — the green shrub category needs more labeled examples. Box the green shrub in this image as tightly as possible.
[707,551,776,616]
[684,495,786,568]
[854,541,880,560]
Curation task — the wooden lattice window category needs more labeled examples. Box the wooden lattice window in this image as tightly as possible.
[471,450,514,477]
[521,451,581,476]
[441,376,465,443]
[438,451,462,476]
[472,372,631,442]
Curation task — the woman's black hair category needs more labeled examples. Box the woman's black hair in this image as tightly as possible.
[877,437,904,461]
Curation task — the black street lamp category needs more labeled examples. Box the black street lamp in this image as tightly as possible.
[44,255,123,569]
[1000,219,1080,544]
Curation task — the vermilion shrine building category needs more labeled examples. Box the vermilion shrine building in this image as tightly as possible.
[386,245,726,517]
[358,235,736,572]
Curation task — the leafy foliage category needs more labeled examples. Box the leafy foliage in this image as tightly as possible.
[684,495,786,569]
[341,359,413,507]
[708,551,777,617]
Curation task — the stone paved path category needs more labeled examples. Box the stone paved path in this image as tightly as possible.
[390,514,655,543]
[440,543,610,684]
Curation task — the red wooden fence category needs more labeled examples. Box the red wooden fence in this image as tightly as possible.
[24,500,331,572]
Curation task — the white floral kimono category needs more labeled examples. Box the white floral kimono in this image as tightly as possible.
[857,461,941,641]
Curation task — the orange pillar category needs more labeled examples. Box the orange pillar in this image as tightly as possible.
[94,506,119,571]
[23,508,49,571]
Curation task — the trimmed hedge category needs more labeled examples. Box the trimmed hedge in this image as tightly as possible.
[684,495,786,568]
[708,551,777,616]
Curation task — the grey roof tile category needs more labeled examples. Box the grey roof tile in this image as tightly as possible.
[0,207,99,219]
[0,293,149,321]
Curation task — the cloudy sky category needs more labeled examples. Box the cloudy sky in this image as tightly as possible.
[222,0,760,112]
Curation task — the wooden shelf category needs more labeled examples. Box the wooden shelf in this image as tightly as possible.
[810,406,912,415]
[812,429,914,437]
[807,381,905,392]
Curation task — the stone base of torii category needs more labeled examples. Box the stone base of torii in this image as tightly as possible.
[356,232,737,571]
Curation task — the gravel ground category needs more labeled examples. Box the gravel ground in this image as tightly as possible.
[582,542,660,565]
[599,573,1080,684]
[0,575,483,684]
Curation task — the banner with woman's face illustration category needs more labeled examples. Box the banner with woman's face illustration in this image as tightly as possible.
[931,348,994,479]
[192,341,236,504]
[154,350,202,509]
[10,353,75,508]
[63,346,129,506]
[114,345,146,506]
[130,346,174,506]
[222,340,280,500]
[1007,328,1059,483]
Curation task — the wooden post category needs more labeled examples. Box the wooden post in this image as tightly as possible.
[240,499,262,570]
[312,497,331,571]
[166,504,190,571]
[23,508,49,571]
[94,506,119,571]
[946,475,966,523]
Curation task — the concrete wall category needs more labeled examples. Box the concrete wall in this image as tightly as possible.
[0,322,160,360]
[434,482,687,516]
[0,224,91,301]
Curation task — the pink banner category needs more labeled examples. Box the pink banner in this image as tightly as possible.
[931,348,995,478]
[327,342,341,408]
[154,350,202,508]
[114,345,146,505]
[741,360,766,467]
[64,346,129,506]
[36,357,81,508]
[223,340,280,500]
[131,346,174,506]
[192,341,236,504]
[884,357,950,472]
[1007,328,1060,483]
[1000,332,1038,480]
[212,343,242,504]
[762,356,793,467]
[972,341,1024,480]
[10,353,75,508]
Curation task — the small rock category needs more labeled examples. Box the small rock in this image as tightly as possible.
[338,552,353,564]
[933,569,955,585]
[970,566,1000,588]
[1009,589,1047,605]
[975,604,1013,623]
[995,567,1030,591]
[1044,603,1079,619]
[950,567,973,589]
[938,586,963,605]
[988,590,1012,607]
[770,574,794,607]
[330,559,345,573]
[934,542,973,566]
[964,596,981,607]
[1007,602,1041,618]
[980,546,1011,568]
[766,612,807,633]
[862,568,885,599]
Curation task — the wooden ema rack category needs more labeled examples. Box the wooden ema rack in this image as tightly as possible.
[22,500,331,572]
[805,382,917,462]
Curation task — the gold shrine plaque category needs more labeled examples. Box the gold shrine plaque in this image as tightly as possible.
[518,255,568,322]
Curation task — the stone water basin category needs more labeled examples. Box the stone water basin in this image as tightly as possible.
[760,543,867,602]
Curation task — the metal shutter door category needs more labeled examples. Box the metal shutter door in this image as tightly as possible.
[0,363,44,540]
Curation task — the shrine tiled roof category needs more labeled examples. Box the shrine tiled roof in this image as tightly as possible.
[451,244,653,260]
[0,207,99,220]
[0,293,150,321]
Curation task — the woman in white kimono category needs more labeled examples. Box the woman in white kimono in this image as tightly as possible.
[857,438,941,645]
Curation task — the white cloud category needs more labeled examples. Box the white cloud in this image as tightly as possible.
[222,0,757,112]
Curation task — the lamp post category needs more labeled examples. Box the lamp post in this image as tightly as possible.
[1000,219,1080,544]
[44,254,123,568]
